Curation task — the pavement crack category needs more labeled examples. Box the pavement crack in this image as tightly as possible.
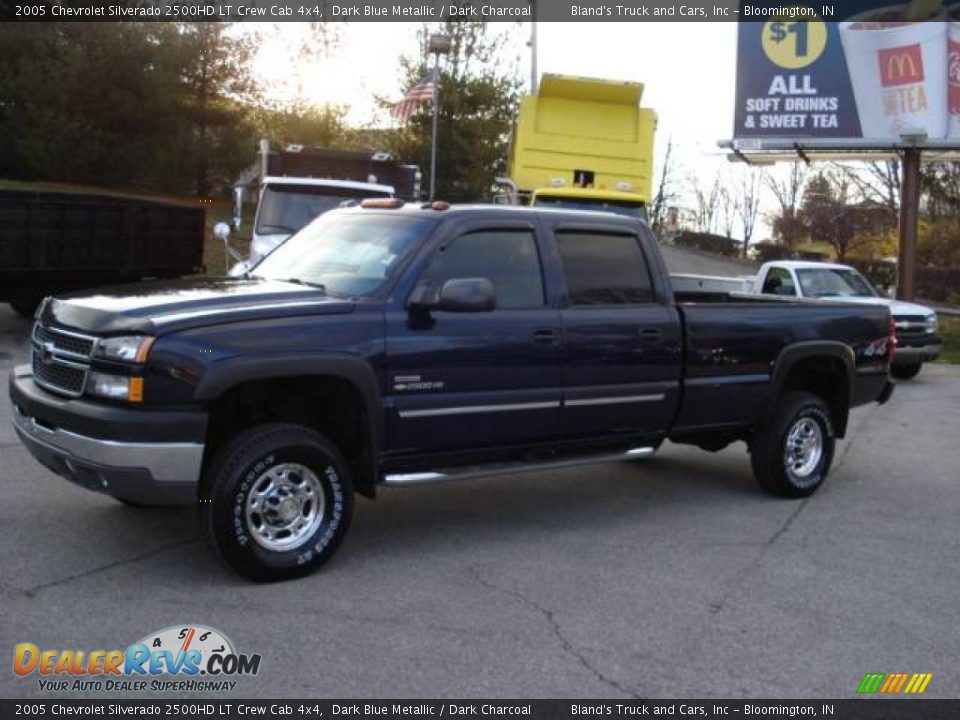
[22,537,200,597]
[709,405,877,616]
[709,498,810,615]
[468,566,642,699]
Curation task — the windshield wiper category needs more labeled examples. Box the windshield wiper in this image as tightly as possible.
[258,223,296,234]
[277,278,327,293]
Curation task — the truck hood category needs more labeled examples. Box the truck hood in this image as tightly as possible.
[816,295,934,318]
[40,278,354,336]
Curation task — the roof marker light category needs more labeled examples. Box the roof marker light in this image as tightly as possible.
[360,198,404,209]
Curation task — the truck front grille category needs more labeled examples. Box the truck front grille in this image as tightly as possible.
[32,324,95,359]
[894,315,930,340]
[32,353,87,396]
[30,323,97,397]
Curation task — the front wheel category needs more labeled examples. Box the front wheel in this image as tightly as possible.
[750,392,836,499]
[203,423,354,582]
[891,363,922,380]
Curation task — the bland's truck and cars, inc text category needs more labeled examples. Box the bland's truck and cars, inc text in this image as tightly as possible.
[9,202,895,580]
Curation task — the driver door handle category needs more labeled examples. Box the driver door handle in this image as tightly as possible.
[531,328,562,345]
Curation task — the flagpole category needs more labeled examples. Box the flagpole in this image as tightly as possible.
[430,67,439,201]
[427,34,450,201]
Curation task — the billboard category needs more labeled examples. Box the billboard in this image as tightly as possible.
[734,1,960,144]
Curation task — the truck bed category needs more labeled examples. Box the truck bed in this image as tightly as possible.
[671,295,891,433]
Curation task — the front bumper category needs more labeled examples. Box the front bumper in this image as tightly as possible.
[893,341,942,364]
[9,366,206,505]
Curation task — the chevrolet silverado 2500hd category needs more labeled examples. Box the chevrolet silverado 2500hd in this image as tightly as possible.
[9,203,895,581]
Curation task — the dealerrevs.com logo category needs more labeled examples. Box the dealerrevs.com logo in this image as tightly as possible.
[13,625,262,693]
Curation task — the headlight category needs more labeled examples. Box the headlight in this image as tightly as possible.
[87,372,144,402]
[925,314,938,334]
[94,336,154,363]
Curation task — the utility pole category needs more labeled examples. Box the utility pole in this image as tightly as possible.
[529,1,538,94]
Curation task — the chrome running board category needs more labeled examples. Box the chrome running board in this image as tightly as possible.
[383,446,655,486]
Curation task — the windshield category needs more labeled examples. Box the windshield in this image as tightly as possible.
[533,195,648,220]
[253,212,435,298]
[795,267,878,298]
[255,184,391,236]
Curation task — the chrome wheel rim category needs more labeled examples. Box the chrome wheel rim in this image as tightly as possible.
[784,417,823,485]
[245,463,325,552]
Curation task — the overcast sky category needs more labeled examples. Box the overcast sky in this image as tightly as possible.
[252,22,763,238]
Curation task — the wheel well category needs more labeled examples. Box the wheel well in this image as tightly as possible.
[779,357,850,437]
[201,375,377,498]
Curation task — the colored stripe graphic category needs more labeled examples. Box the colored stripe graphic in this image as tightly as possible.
[857,673,886,693]
[904,673,933,694]
[858,672,932,694]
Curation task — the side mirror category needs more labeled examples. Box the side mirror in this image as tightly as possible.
[410,278,496,313]
[437,278,496,312]
[213,222,231,242]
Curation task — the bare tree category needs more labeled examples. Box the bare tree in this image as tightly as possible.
[766,161,806,216]
[800,170,895,261]
[736,167,763,257]
[766,161,807,248]
[691,172,721,234]
[832,160,900,215]
[649,136,677,239]
[717,180,737,239]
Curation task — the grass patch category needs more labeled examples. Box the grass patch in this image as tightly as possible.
[938,314,960,364]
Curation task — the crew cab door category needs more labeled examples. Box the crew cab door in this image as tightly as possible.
[384,220,563,455]
[546,221,682,440]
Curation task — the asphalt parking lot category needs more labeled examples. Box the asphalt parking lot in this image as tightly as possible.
[1,302,958,700]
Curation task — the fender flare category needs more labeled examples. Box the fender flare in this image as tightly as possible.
[766,342,855,436]
[194,352,384,464]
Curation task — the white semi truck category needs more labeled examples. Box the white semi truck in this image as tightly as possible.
[219,140,421,275]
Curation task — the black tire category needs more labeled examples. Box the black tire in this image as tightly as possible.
[202,422,353,582]
[891,363,922,380]
[114,497,152,508]
[750,391,835,499]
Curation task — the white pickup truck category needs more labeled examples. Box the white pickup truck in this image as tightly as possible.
[671,260,941,380]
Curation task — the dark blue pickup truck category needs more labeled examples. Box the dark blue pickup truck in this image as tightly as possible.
[9,203,895,580]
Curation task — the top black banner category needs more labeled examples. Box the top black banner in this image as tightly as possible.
[1,1,944,23]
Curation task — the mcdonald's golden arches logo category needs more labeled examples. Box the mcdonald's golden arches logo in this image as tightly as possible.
[879,44,924,87]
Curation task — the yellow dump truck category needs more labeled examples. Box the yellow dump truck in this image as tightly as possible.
[502,74,656,218]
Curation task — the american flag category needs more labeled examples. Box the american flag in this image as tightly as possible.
[392,70,437,123]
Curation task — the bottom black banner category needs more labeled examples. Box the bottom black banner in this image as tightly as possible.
[1,700,957,720]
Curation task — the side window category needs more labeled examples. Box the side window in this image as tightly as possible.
[415,230,545,309]
[557,231,654,306]
[761,268,796,296]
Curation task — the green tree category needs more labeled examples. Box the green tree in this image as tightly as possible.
[0,22,259,197]
[253,104,348,149]
[0,23,177,186]
[157,23,260,196]
[386,21,523,202]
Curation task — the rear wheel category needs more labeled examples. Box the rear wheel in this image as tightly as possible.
[891,363,922,380]
[750,392,835,498]
[203,423,353,582]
